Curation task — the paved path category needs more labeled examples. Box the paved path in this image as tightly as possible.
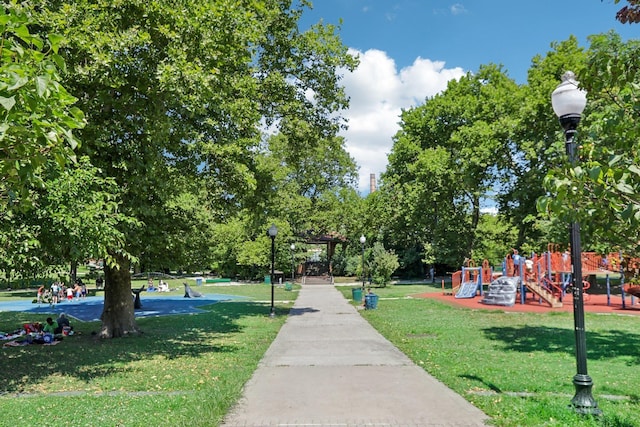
[222,284,489,427]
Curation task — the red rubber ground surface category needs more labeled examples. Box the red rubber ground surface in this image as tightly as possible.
[415,291,640,316]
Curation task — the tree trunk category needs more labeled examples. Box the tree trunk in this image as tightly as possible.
[99,251,140,338]
[70,261,77,283]
[469,194,481,258]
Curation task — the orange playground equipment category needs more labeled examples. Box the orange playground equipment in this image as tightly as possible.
[445,246,639,310]
[445,259,495,298]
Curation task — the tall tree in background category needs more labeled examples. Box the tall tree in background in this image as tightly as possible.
[502,37,586,250]
[208,119,359,279]
[34,0,355,338]
[380,64,520,268]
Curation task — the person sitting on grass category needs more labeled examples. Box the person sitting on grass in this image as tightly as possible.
[43,317,58,335]
[56,313,72,334]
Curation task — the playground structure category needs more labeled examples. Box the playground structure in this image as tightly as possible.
[445,246,640,309]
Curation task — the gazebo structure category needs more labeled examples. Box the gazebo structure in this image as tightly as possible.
[298,231,347,284]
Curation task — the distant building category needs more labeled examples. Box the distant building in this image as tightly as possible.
[370,173,377,193]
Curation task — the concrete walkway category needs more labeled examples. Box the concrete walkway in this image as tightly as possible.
[221,284,489,427]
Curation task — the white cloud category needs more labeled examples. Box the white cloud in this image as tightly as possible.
[338,48,466,193]
[450,3,468,15]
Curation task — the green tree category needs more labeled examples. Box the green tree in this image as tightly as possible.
[33,0,356,337]
[35,158,133,281]
[368,241,399,287]
[0,2,84,206]
[380,64,520,269]
[504,37,586,251]
[471,213,517,266]
[541,32,640,253]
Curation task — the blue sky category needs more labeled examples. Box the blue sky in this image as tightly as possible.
[298,1,639,193]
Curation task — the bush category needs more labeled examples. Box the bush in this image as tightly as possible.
[369,242,399,287]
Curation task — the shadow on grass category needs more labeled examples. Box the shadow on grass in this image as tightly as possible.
[0,300,281,394]
[482,325,640,364]
[459,374,502,393]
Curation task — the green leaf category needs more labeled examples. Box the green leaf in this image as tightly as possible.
[7,73,28,91]
[608,154,623,166]
[0,95,16,112]
[51,53,66,71]
[621,204,633,221]
[616,182,635,194]
[14,24,31,42]
[47,33,65,53]
[35,76,49,97]
[628,164,640,176]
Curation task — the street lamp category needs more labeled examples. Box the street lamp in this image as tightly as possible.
[267,224,278,317]
[359,235,366,294]
[551,71,601,415]
[290,243,296,281]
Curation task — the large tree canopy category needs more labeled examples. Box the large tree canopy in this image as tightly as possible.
[502,36,586,249]
[540,32,640,253]
[0,2,84,209]
[0,2,119,286]
[31,0,356,338]
[380,64,520,267]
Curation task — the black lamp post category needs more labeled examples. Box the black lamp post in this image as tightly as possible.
[267,224,278,317]
[290,243,295,281]
[359,235,366,293]
[551,71,601,415]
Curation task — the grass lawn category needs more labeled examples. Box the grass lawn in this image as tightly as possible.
[338,283,640,427]
[3,279,639,426]
[0,283,297,426]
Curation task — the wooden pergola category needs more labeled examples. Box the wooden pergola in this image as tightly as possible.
[299,231,347,277]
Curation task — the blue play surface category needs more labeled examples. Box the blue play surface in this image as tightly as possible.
[0,294,244,322]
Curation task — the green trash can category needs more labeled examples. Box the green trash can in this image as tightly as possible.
[284,282,293,291]
[351,287,363,302]
[264,275,271,284]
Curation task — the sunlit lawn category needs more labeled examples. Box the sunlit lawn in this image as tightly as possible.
[0,283,296,426]
[3,279,639,426]
[338,283,640,427]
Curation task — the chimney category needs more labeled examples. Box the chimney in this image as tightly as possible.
[369,173,377,193]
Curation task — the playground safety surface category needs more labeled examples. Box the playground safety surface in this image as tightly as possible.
[416,292,640,316]
[0,294,245,322]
